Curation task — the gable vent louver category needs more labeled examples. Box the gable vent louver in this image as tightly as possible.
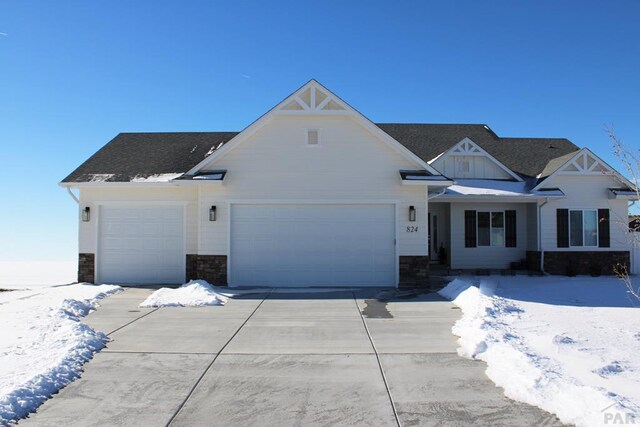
[307,129,319,145]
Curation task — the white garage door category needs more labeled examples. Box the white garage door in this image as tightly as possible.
[98,206,185,284]
[230,204,396,287]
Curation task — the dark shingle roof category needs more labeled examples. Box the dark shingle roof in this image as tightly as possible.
[62,125,580,183]
[537,149,581,180]
[377,124,579,179]
[62,132,238,183]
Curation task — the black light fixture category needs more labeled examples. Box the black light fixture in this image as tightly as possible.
[409,206,416,222]
[209,206,217,221]
[82,207,90,222]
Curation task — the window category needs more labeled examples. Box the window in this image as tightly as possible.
[569,209,598,247]
[306,129,319,145]
[477,211,504,246]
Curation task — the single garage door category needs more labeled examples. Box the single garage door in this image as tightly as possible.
[230,204,396,287]
[98,205,185,284]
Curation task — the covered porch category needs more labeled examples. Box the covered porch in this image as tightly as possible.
[428,180,563,273]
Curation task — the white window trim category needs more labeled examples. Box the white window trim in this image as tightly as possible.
[305,128,321,146]
[569,209,599,248]
[477,210,505,247]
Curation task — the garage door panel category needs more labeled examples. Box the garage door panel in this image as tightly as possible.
[230,204,395,287]
[98,206,184,284]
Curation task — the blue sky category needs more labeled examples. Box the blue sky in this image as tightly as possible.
[0,1,638,262]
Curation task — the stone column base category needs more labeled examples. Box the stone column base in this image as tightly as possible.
[78,253,95,283]
[399,255,429,286]
[186,255,228,285]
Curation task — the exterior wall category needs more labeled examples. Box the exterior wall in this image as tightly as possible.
[539,175,630,252]
[449,202,529,269]
[431,155,512,180]
[198,115,429,259]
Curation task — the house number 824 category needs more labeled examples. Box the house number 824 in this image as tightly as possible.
[406,226,419,233]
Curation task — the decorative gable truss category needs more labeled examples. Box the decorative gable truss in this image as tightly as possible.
[279,85,346,113]
[430,137,523,181]
[533,148,637,197]
[555,149,612,175]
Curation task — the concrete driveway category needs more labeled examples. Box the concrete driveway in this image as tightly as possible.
[19,287,560,426]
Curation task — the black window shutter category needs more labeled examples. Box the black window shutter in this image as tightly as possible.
[598,208,610,248]
[557,209,569,248]
[505,210,517,247]
[465,210,477,248]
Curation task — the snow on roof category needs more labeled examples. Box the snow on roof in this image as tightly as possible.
[405,175,448,181]
[130,173,183,183]
[192,173,224,180]
[445,179,530,197]
[88,174,114,183]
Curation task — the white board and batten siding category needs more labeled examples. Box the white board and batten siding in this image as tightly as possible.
[431,155,513,180]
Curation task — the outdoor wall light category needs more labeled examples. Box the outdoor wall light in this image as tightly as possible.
[209,206,217,221]
[409,206,416,222]
[82,207,90,222]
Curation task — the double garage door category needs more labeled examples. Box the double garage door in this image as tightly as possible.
[230,204,396,287]
[97,203,396,287]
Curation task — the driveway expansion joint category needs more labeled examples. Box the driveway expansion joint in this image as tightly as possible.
[353,292,402,427]
[106,307,160,336]
[164,288,274,427]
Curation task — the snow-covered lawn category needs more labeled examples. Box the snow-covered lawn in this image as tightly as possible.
[0,261,77,289]
[439,276,640,427]
[0,283,121,424]
[139,280,228,307]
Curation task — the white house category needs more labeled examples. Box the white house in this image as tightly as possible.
[61,80,637,287]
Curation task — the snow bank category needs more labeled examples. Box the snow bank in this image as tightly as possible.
[139,280,228,307]
[439,276,640,427]
[0,283,121,424]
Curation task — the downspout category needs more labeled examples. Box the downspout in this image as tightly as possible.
[538,198,549,273]
[66,187,80,204]
[427,189,446,200]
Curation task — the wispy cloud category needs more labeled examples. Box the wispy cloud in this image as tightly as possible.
[0,32,8,36]
[240,74,252,80]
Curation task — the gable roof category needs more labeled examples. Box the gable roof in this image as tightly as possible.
[532,147,636,191]
[61,125,582,184]
[376,124,579,179]
[62,132,238,183]
[186,80,441,176]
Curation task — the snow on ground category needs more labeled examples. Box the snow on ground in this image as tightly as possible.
[439,276,640,427]
[140,280,228,307]
[0,261,77,289]
[0,283,121,424]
